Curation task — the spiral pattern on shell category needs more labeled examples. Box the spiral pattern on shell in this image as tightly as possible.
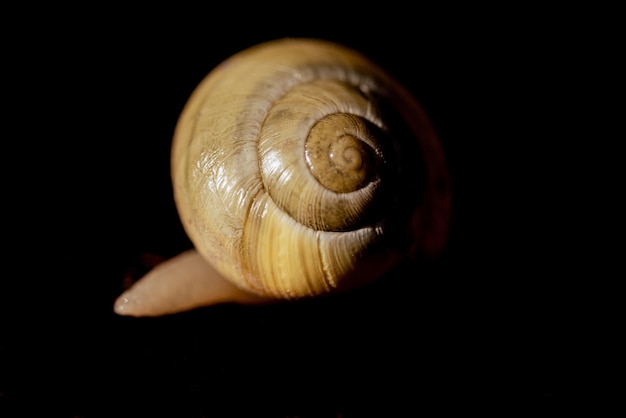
[171,38,451,299]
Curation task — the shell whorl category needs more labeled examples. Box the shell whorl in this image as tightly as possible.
[171,38,451,299]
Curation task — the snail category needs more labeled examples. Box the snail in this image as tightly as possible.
[114,38,451,317]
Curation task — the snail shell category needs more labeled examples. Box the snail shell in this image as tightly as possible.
[114,38,451,316]
[172,37,450,298]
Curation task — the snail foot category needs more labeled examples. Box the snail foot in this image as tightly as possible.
[113,249,270,317]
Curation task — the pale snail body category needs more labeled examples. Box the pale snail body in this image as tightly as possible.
[114,38,451,316]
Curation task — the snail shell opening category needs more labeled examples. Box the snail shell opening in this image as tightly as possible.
[171,38,451,300]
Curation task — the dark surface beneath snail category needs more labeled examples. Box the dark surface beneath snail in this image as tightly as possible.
[2,10,616,417]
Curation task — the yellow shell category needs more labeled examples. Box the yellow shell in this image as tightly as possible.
[171,38,451,300]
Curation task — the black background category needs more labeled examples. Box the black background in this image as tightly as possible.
[1,6,619,417]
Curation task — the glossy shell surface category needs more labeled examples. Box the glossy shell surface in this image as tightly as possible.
[171,38,451,299]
